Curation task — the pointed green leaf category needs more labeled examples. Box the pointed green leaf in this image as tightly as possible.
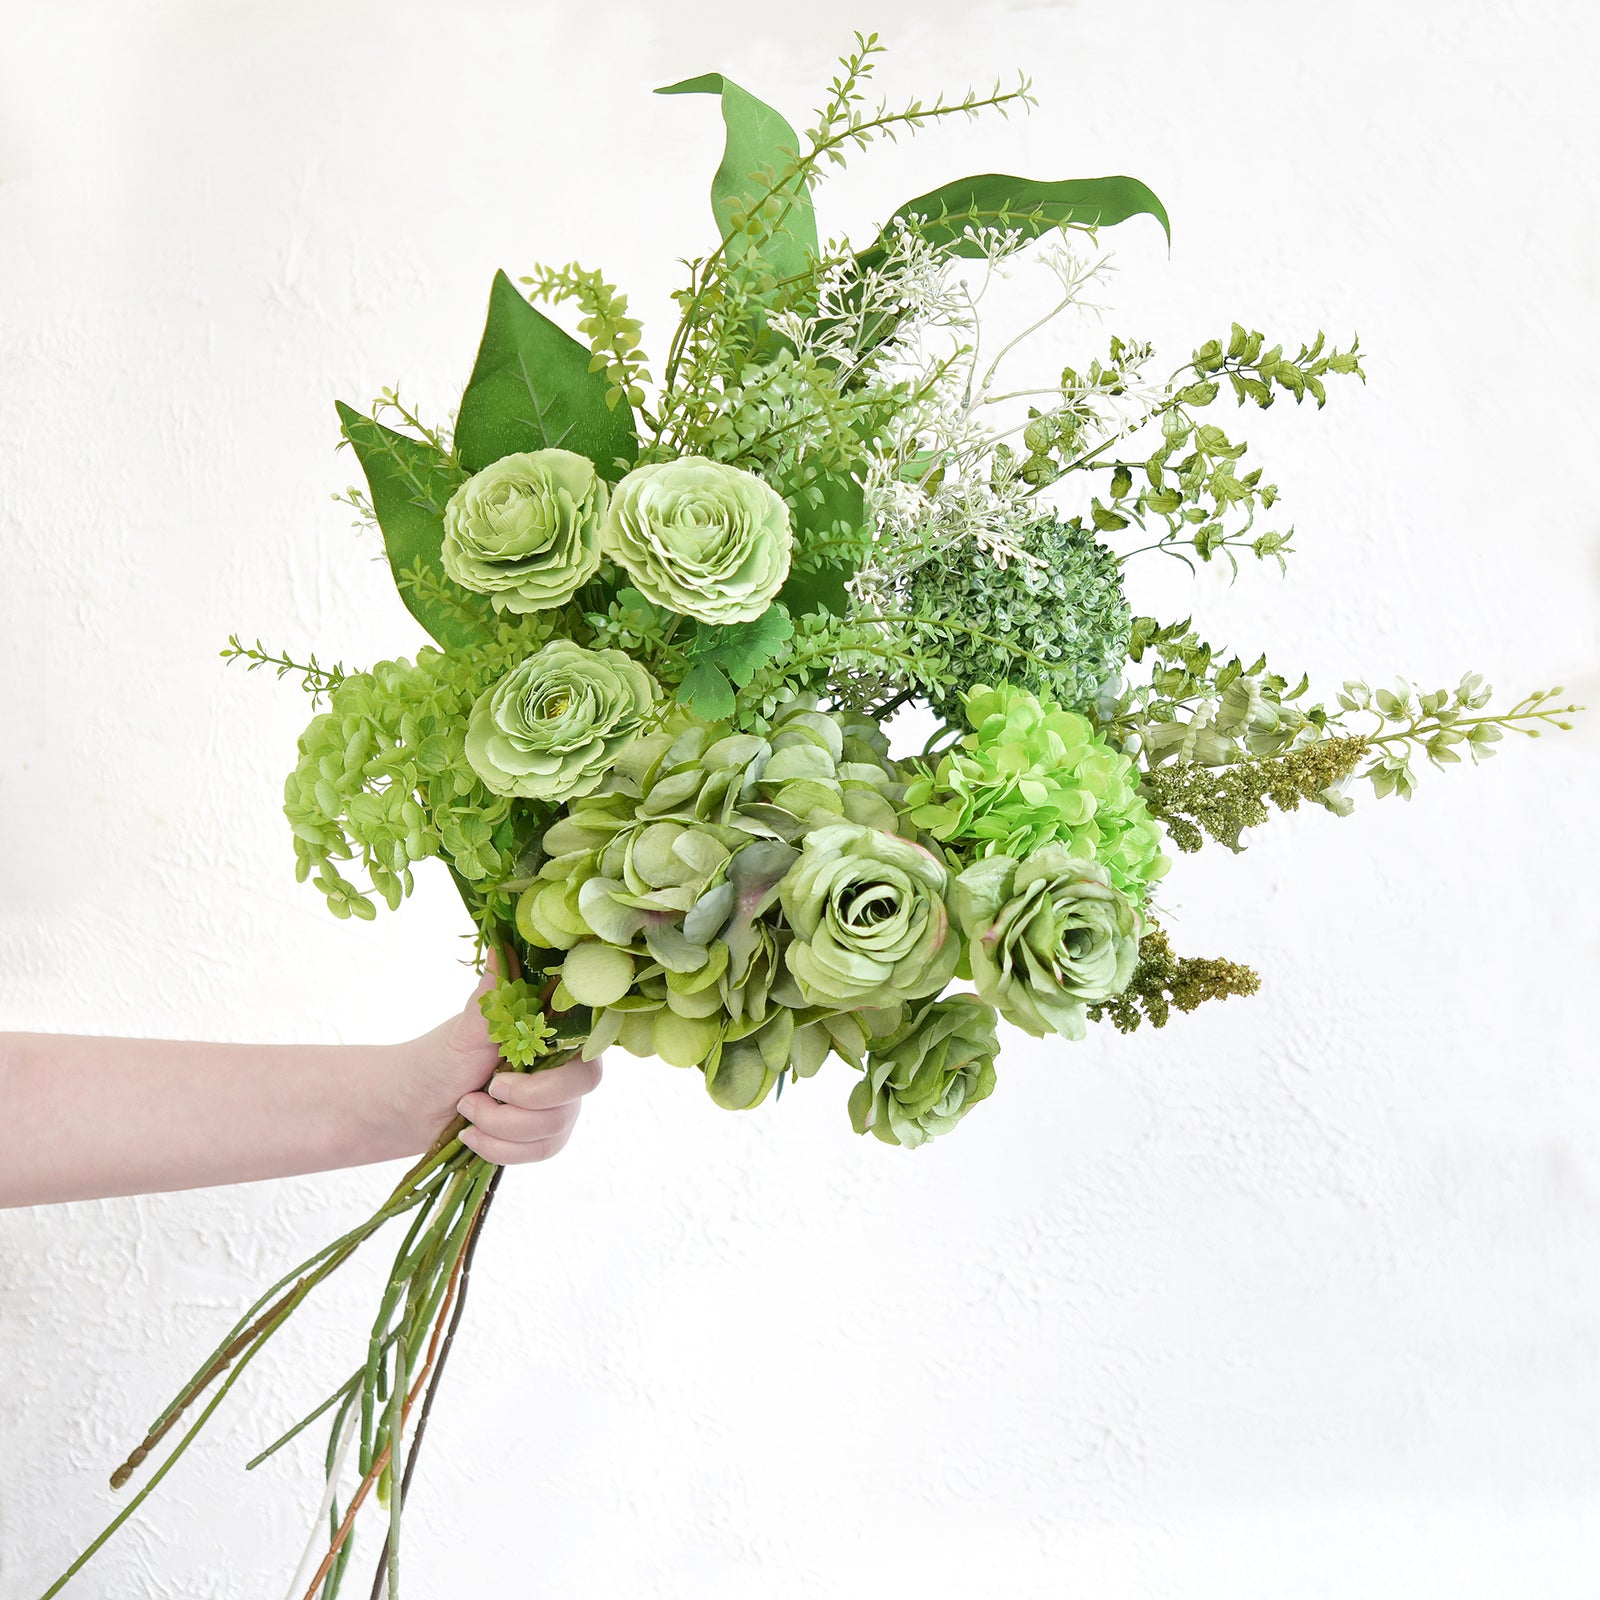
[455,270,638,479]
[335,402,495,650]
[872,173,1170,258]
[779,473,866,618]
[656,73,818,280]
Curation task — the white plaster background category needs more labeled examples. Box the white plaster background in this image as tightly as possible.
[2,1,1598,1595]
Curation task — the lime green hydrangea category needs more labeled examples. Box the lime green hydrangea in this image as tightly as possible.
[907,517,1131,719]
[602,456,791,624]
[906,683,1169,902]
[442,449,607,612]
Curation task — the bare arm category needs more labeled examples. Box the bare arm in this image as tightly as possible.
[0,972,602,1208]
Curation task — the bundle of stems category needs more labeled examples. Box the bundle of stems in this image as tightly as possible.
[40,936,580,1600]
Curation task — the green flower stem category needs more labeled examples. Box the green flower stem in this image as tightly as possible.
[360,1167,473,1474]
[363,1166,505,1600]
[39,1256,327,1600]
[115,1157,462,1491]
[245,1369,362,1472]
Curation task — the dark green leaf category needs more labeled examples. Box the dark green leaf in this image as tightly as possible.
[656,74,818,281]
[779,473,867,617]
[335,402,494,650]
[871,173,1170,260]
[455,270,638,479]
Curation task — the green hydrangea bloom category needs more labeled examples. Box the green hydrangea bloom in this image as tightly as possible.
[907,517,1131,720]
[906,683,1170,902]
[517,699,915,1111]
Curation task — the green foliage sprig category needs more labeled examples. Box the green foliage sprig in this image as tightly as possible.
[221,637,347,704]
[1018,325,1365,574]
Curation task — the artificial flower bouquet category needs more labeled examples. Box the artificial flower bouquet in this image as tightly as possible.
[44,38,1576,1599]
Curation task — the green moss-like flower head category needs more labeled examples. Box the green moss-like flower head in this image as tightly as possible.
[442,449,607,612]
[907,683,1169,902]
[907,516,1131,719]
[849,993,999,1148]
[953,847,1142,1040]
[464,640,658,802]
[779,821,958,1010]
[603,456,791,624]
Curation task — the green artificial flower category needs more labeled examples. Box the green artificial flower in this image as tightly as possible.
[780,821,958,1010]
[849,993,999,1148]
[953,846,1141,1040]
[516,698,905,969]
[464,640,658,802]
[441,449,607,612]
[907,516,1131,719]
[907,683,1169,902]
[478,978,558,1068]
[602,456,792,624]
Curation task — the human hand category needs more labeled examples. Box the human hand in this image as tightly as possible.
[398,963,603,1166]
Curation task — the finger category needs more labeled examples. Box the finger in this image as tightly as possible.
[459,1124,574,1166]
[485,1056,603,1110]
[457,1092,580,1144]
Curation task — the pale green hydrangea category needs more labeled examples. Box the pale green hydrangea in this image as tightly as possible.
[907,683,1169,902]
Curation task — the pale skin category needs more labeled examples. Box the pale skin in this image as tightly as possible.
[0,966,602,1209]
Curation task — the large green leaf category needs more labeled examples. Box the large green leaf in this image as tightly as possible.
[778,473,867,618]
[871,172,1170,259]
[656,73,818,281]
[335,402,495,651]
[454,270,638,480]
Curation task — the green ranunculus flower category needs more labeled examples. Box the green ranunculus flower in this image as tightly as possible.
[779,821,958,1010]
[849,993,1000,1148]
[602,456,791,624]
[953,846,1141,1040]
[464,640,658,802]
[441,449,608,612]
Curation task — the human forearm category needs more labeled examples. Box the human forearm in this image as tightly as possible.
[0,1032,438,1207]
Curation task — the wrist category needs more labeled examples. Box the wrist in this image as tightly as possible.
[341,1038,447,1166]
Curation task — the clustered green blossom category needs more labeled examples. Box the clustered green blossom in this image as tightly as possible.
[907,684,1170,902]
[907,517,1132,720]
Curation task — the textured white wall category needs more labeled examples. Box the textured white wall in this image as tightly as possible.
[2,2,1597,1595]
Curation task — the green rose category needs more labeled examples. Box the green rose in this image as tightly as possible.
[602,456,791,624]
[952,845,1141,1040]
[849,993,1000,1148]
[441,449,607,612]
[465,640,658,802]
[779,821,958,1009]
